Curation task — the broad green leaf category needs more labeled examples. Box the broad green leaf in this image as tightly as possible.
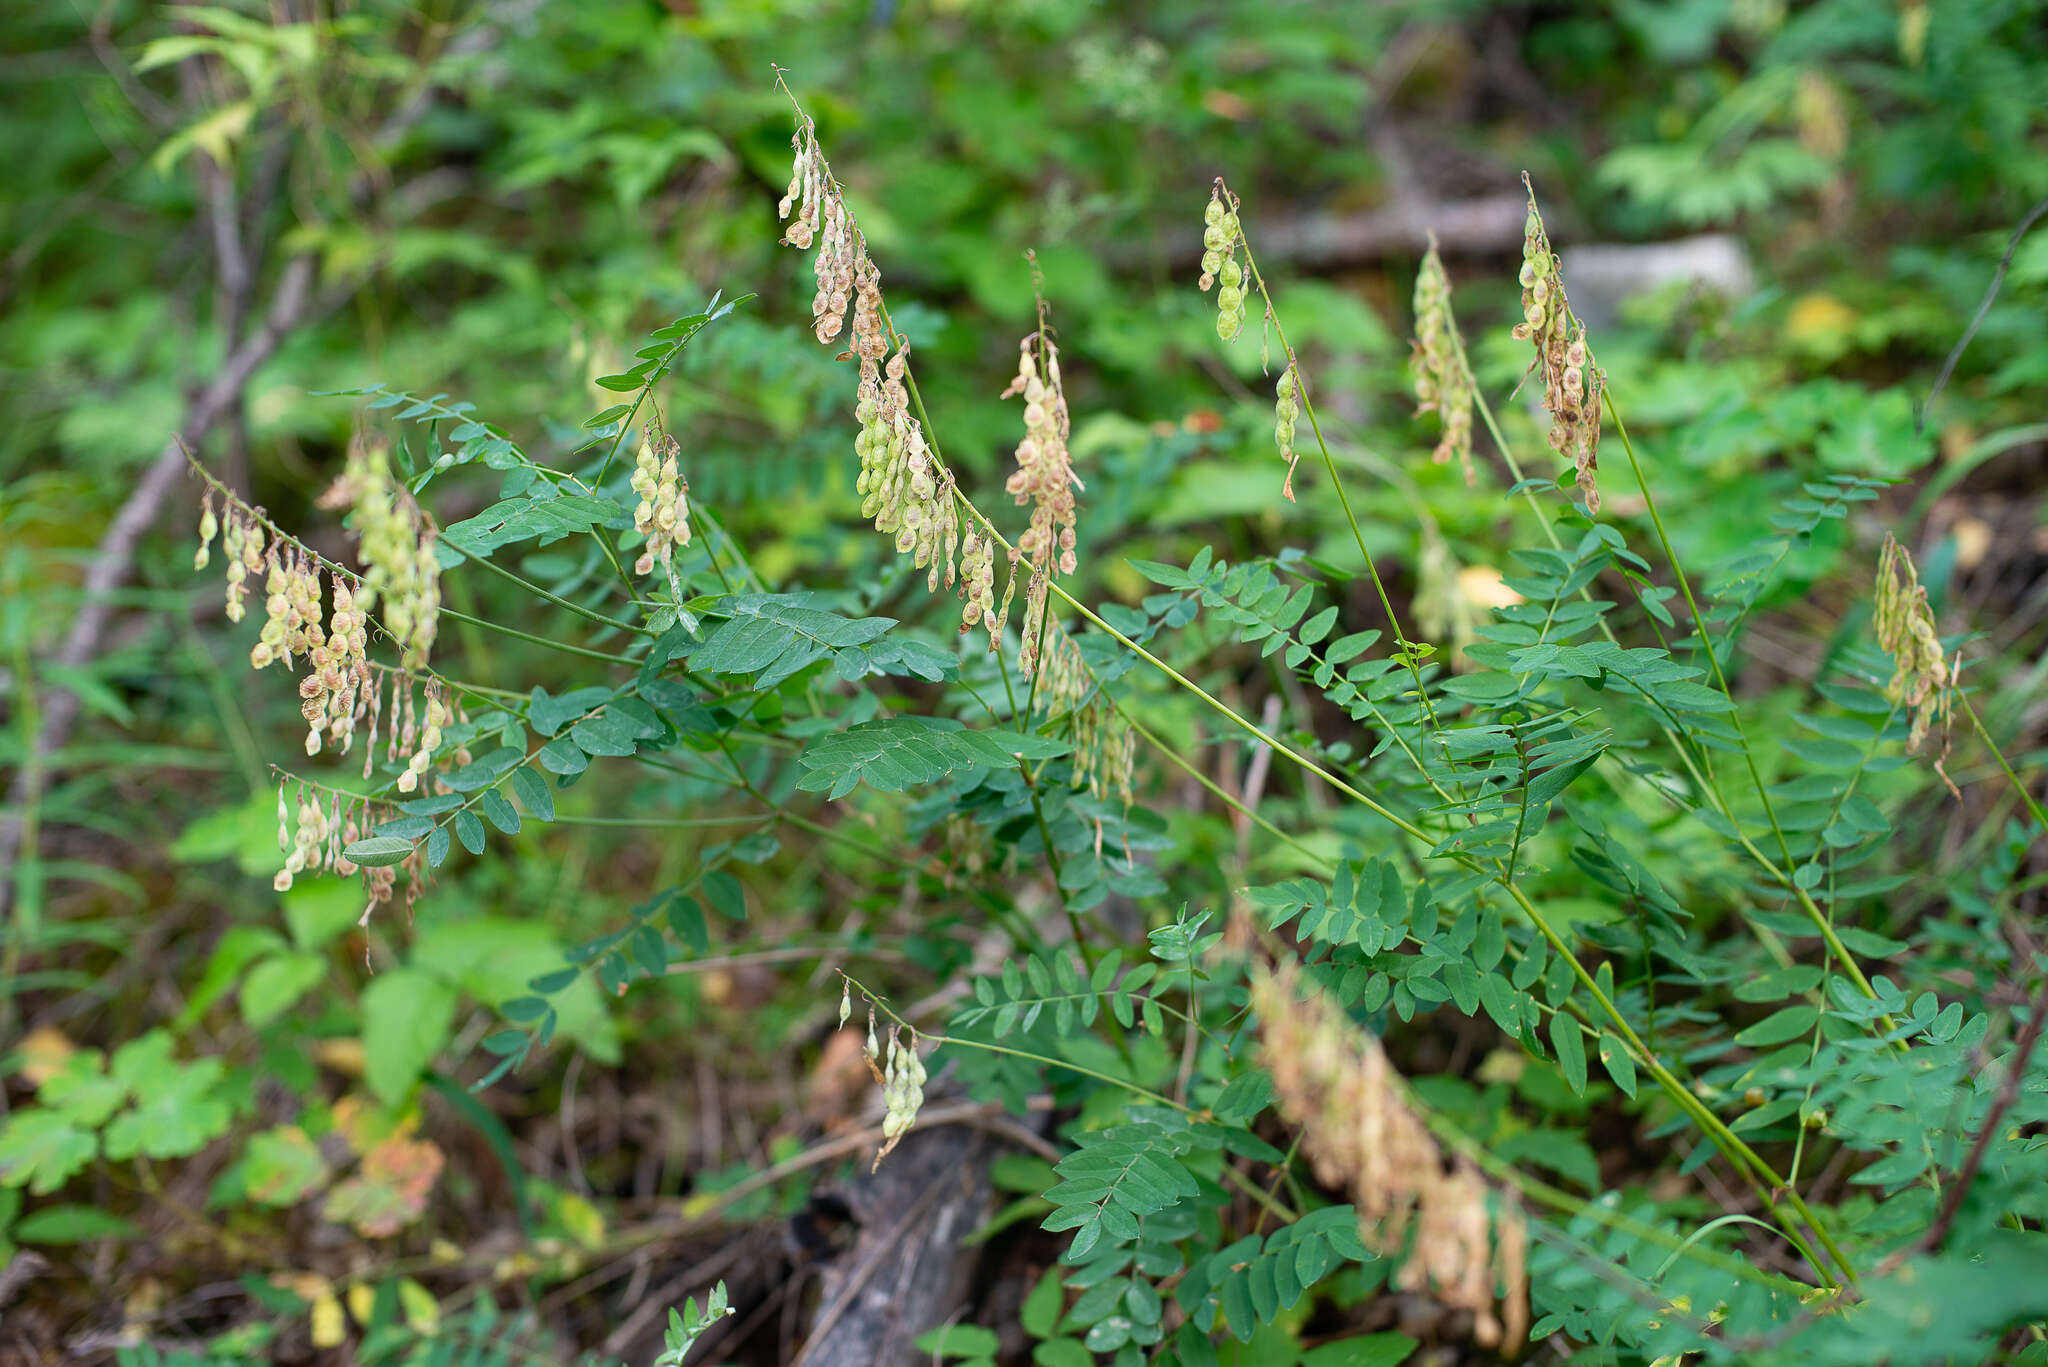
[12,1204,139,1243]
[1734,1005,1819,1047]
[343,836,415,868]
[0,1112,99,1194]
[360,970,458,1108]
[1597,1030,1637,1099]
[1299,1333,1419,1367]
[240,951,327,1028]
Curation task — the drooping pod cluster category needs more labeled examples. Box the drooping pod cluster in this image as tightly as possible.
[1874,533,1957,758]
[867,1016,927,1171]
[956,529,998,639]
[777,102,978,631]
[1070,699,1136,810]
[194,491,219,570]
[1001,331,1081,675]
[1199,183,1247,341]
[854,348,960,589]
[1511,180,1603,514]
[1274,364,1303,501]
[396,679,449,795]
[296,578,373,758]
[317,439,440,670]
[1032,622,1089,720]
[1410,235,1476,486]
[1251,958,1528,1349]
[251,547,324,671]
[272,778,421,923]
[630,429,691,578]
[210,502,268,622]
[199,468,457,789]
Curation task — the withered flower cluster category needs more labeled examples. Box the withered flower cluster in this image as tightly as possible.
[1512,180,1603,514]
[1252,959,1528,1348]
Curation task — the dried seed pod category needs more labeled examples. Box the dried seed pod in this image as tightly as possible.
[1874,533,1956,759]
[1512,179,1602,513]
[1252,958,1527,1348]
[1001,328,1081,676]
[1410,235,1475,486]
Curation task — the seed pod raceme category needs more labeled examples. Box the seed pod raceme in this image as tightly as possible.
[1873,533,1958,765]
[1512,178,1602,514]
[1252,957,1527,1348]
[1001,326,1081,676]
[1200,182,1247,341]
[397,681,447,794]
[318,439,441,671]
[630,429,692,579]
[873,1025,927,1171]
[776,94,964,614]
[1410,233,1476,486]
[1070,697,1136,810]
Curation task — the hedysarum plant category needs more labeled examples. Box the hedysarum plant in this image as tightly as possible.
[163,75,2048,1367]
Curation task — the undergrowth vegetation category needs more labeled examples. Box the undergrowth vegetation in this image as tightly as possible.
[5,4,2047,1366]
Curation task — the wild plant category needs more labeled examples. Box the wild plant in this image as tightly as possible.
[148,82,2048,1366]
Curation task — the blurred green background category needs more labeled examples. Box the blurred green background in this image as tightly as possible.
[3,0,2045,1361]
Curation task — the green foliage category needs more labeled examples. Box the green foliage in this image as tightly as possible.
[7,1,2048,1362]
[653,1282,732,1367]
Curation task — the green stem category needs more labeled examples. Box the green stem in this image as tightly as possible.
[1236,229,1459,786]
[1959,689,2048,834]
[1498,880,1854,1286]
[441,538,653,637]
[1116,702,1332,871]
[437,605,644,666]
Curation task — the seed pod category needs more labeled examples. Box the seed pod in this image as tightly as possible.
[1274,364,1303,500]
[1513,179,1601,512]
[194,492,219,570]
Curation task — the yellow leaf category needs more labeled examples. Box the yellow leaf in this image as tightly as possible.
[1784,293,1857,350]
[346,1283,375,1325]
[151,100,254,177]
[310,1292,346,1349]
[556,1193,606,1250]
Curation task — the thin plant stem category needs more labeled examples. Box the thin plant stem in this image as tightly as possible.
[1958,689,2048,834]
[1235,225,1461,790]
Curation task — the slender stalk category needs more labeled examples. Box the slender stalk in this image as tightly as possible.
[440,537,653,637]
[1234,226,1461,790]
[1116,702,1332,871]
[1959,689,2048,834]
[437,605,644,666]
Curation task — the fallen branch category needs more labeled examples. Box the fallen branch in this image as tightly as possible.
[1124,191,1529,273]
